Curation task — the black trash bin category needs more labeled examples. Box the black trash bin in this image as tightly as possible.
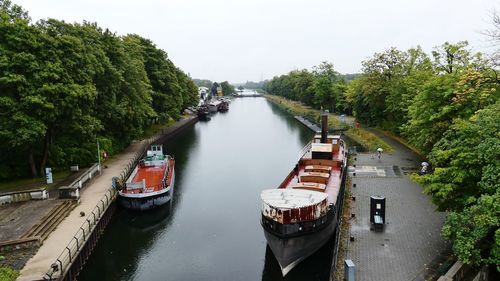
[370,196,386,231]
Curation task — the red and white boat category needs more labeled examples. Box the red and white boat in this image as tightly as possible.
[260,112,347,275]
[119,144,175,211]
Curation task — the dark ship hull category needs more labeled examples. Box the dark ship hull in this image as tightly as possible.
[261,208,337,275]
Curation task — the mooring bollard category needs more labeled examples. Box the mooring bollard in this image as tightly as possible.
[344,259,356,281]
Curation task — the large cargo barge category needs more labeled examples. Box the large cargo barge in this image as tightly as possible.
[119,144,175,211]
[260,112,347,275]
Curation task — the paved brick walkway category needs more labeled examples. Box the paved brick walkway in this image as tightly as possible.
[0,200,60,242]
[346,131,447,281]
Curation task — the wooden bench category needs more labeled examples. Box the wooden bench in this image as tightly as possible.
[291,182,326,192]
[305,165,332,173]
[300,172,330,184]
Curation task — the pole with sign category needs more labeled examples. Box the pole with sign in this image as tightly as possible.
[46,167,53,184]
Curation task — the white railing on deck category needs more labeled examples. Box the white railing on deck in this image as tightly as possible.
[298,141,312,159]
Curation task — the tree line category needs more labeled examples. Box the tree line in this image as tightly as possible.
[265,41,499,269]
[264,62,349,114]
[0,0,199,179]
[193,79,235,96]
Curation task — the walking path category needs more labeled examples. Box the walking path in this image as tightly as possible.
[17,140,144,281]
[346,130,448,281]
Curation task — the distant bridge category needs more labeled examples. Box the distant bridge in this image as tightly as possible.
[232,93,263,98]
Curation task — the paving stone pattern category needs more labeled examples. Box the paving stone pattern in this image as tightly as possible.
[346,131,447,281]
[0,200,60,242]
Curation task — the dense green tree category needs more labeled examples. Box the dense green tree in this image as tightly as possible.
[0,1,198,178]
[220,81,234,96]
[0,0,45,177]
[417,102,499,268]
[311,62,345,112]
[264,62,346,113]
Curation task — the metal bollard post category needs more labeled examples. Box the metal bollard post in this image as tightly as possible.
[344,259,355,281]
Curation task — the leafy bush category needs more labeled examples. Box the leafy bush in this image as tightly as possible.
[0,267,19,281]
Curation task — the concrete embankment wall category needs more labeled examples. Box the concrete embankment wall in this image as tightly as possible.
[152,116,198,145]
[0,189,48,206]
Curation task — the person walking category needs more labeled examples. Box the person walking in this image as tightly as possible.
[377,147,383,160]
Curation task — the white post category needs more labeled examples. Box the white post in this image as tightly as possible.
[46,167,53,184]
[97,139,101,174]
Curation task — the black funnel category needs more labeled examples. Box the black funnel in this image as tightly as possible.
[321,111,328,143]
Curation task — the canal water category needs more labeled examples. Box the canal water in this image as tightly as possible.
[78,97,336,281]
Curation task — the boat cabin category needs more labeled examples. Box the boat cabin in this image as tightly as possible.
[142,145,167,167]
[147,144,163,157]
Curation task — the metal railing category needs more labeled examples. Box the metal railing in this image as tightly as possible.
[44,188,116,280]
[68,163,101,189]
[298,141,312,159]
[119,131,164,183]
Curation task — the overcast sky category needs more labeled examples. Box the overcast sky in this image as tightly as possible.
[14,0,499,83]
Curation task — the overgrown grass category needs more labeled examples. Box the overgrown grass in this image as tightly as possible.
[0,170,70,194]
[0,266,19,281]
[333,175,352,280]
[142,118,177,139]
[371,128,423,157]
[266,95,393,152]
[266,95,348,129]
[346,128,393,153]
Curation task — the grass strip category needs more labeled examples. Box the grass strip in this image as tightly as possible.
[265,95,393,152]
[0,266,19,281]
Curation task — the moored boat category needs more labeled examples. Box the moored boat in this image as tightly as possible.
[197,104,211,120]
[118,144,175,211]
[218,100,229,112]
[207,100,221,113]
[260,112,347,275]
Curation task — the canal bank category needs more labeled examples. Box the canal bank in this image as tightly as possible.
[264,95,393,153]
[77,98,337,281]
[17,116,198,281]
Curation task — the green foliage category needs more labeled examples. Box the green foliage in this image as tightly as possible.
[0,266,19,281]
[0,2,197,179]
[265,62,347,113]
[345,128,393,153]
[415,102,500,268]
[242,80,267,89]
[442,192,499,270]
[418,102,499,211]
[220,81,235,96]
[192,78,212,88]
[346,46,433,131]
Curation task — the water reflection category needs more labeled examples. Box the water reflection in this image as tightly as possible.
[267,101,313,143]
[262,236,336,281]
[77,202,174,281]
